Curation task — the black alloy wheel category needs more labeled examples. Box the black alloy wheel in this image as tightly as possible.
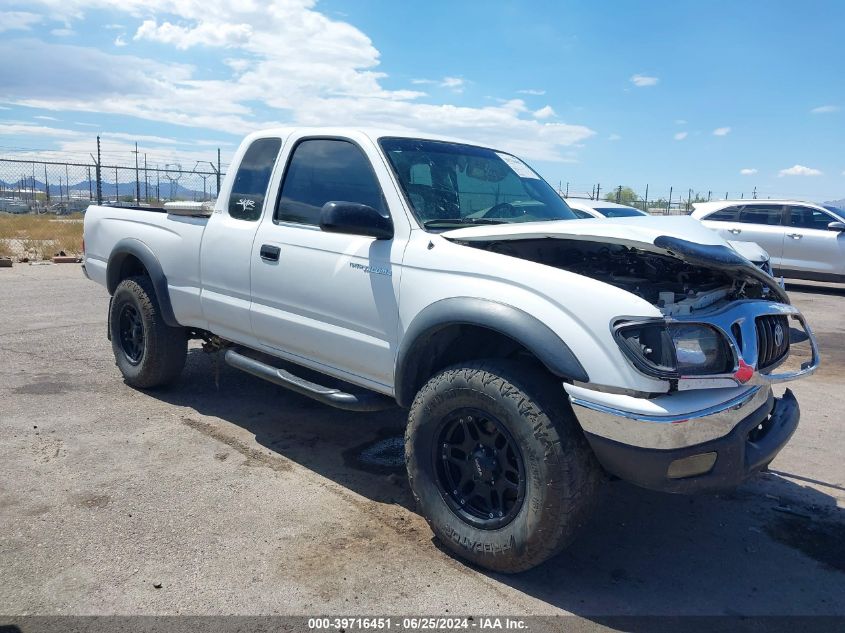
[434,407,526,530]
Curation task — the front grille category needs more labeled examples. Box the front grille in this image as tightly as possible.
[756,315,790,370]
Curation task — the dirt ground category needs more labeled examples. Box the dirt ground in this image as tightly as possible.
[1,263,843,620]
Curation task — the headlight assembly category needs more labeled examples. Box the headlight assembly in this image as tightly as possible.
[614,321,734,378]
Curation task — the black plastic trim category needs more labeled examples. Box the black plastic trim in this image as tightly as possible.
[583,389,799,494]
[394,297,588,407]
[106,238,179,327]
[775,268,845,284]
[653,235,790,304]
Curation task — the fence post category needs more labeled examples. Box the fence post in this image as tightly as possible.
[96,136,102,205]
[667,186,673,215]
[217,148,221,196]
[643,184,649,212]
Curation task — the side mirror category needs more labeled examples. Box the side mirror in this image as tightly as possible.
[827,221,845,232]
[320,201,393,240]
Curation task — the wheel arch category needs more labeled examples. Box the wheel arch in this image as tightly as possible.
[394,297,589,407]
[106,238,179,327]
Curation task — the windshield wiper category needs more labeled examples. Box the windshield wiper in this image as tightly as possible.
[423,217,506,228]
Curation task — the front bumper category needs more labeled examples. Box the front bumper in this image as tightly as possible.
[568,385,799,493]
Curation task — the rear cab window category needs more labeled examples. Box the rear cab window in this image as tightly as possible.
[228,137,282,221]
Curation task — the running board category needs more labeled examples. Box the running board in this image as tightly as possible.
[223,349,395,412]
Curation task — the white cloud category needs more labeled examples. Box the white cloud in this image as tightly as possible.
[50,28,75,36]
[0,1,595,162]
[608,133,622,141]
[739,168,758,175]
[630,74,659,87]
[0,11,42,32]
[713,126,731,136]
[412,76,465,92]
[674,131,688,141]
[532,105,555,120]
[440,76,465,92]
[34,115,60,121]
[517,89,546,96]
[114,35,127,47]
[778,164,822,177]
[674,119,687,125]
[811,105,839,114]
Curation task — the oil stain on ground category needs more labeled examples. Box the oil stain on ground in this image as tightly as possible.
[765,513,845,573]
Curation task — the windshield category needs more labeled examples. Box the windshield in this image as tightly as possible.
[594,207,646,218]
[379,137,577,229]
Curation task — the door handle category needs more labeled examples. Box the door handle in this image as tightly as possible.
[729,228,742,234]
[259,244,281,261]
[786,233,803,240]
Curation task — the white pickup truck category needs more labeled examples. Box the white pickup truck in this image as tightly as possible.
[83,128,819,573]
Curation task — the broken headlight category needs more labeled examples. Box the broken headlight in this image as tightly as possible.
[614,321,734,378]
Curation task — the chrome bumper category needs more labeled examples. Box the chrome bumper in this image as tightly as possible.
[566,383,773,450]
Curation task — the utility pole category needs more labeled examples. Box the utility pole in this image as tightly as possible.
[687,188,692,213]
[643,184,649,212]
[707,190,712,201]
[616,185,622,204]
[565,182,569,197]
[667,186,673,214]
[132,142,141,204]
[752,186,757,199]
[596,183,601,200]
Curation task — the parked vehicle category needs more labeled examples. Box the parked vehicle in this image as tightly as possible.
[82,128,819,573]
[569,198,774,275]
[565,198,649,219]
[692,200,845,283]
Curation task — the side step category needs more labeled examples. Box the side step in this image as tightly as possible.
[224,349,395,412]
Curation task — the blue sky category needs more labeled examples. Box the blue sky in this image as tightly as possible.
[1,0,844,201]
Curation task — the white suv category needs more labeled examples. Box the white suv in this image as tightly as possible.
[692,200,845,283]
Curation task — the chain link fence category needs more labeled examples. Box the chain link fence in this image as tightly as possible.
[0,156,224,261]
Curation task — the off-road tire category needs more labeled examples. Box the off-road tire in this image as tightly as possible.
[405,359,601,573]
[109,275,187,389]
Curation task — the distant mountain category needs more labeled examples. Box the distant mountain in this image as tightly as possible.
[0,178,214,202]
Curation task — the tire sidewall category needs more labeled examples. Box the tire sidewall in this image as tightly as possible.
[110,282,151,382]
[407,367,562,568]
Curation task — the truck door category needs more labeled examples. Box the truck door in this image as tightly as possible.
[249,136,407,392]
[199,136,283,345]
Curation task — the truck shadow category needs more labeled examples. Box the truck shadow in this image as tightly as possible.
[155,348,845,618]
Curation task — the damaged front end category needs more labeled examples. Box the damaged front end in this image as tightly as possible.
[446,226,817,391]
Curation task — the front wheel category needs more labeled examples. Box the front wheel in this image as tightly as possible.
[109,276,187,389]
[405,360,601,573]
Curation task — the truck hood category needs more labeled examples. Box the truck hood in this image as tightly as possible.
[442,215,788,304]
[441,216,724,251]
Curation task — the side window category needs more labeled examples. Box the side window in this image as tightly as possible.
[275,139,386,226]
[738,205,783,226]
[706,206,740,221]
[228,138,282,221]
[571,208,594,219]
[788,206,835,230]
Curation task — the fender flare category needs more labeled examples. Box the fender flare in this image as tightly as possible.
[106,238,179,327]
[394,297,589,407]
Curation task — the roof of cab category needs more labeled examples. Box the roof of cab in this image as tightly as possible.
[246,126,489,150]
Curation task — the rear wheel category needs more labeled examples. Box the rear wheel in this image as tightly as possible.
[405,359,601,573]
[109,276,186,389]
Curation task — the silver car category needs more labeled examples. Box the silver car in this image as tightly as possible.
[692,200,845,283]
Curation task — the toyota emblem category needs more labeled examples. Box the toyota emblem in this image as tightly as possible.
[774,323,784,347]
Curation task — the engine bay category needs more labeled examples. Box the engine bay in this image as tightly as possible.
[466,237,775,314]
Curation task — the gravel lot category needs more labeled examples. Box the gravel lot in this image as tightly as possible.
[1,264,843,619]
